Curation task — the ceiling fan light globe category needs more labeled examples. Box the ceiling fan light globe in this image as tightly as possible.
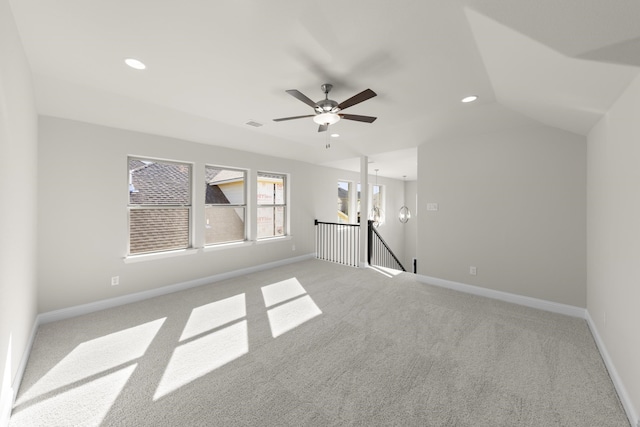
[313,113,340,125]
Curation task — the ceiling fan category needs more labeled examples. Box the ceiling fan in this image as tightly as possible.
[273,83,377,132]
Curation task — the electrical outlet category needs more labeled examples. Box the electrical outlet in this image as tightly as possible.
[111,276,119,286]
[469,266,477,276]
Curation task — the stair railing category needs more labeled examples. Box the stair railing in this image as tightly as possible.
[314,220,360,267]
[367,220,406,272]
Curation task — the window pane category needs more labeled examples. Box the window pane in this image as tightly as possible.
[257,207,285,239]
[129,208,189,254]
[205,167,245,205]
[373,184,381,207]
[205,206,245,244]
[357,183,362,221]
[129,159,190,205]
[275,179,285,204]
[257,172,286,239]
[257,174,285,205]
[338,181,349,223]
[275,206,285,235]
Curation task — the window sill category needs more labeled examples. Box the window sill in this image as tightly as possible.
[124,248,199,263]
[203,240,253,252]
[255,235,292,245]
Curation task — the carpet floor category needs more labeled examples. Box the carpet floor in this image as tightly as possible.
[10,259,629,426]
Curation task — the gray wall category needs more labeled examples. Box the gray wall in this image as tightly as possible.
[37,117,405,313]
[587,74,640,420]
[417,125,587,307]
[0,0,38,419]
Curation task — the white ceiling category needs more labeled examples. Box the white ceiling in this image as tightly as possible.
[8,0,640,180]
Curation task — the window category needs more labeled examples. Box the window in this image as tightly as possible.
[128,158,191,255]
[257,172,286,239]
[337,181,350,223]
[357,183,362,222]
[370,183,385,226]
[205,166,247,245]
[372,184,383,211]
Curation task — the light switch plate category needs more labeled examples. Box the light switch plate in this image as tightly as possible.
[426,203,438,211]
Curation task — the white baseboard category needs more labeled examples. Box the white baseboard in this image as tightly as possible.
[39,253,315,325]
[416,274,586,318]
[585,312,638,427]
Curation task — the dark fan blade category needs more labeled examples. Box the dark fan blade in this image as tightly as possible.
[286,89,318,109]
[337,89,377,111]
[340,114,377,123]
[318,123,329,132]
[273,115,315,122]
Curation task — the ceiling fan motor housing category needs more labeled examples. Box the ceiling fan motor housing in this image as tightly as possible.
[317,84,339,113]
[316,98,339,113]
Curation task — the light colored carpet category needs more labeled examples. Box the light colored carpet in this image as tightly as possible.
[10,259,629,426]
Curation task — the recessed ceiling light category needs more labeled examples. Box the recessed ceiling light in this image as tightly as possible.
[331,133,340,138]
[461,95,478,103]
[125,58,146,70]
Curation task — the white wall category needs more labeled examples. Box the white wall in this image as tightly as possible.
[417,124,587,307]
[587,73,640,423]
[37,117,376,313]
[0,0,38,422]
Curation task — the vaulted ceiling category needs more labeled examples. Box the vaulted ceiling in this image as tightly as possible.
[9,0,640,179]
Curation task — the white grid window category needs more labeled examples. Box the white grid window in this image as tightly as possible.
[257,172,287,239]
[128,157,192,255]
[205,166,247,245]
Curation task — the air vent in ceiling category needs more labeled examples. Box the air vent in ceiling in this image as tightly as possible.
[246,120,263,127]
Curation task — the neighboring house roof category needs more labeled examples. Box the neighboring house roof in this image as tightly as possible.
[129,161,190,206]
[205,166,219,182]
[206,185,230,205]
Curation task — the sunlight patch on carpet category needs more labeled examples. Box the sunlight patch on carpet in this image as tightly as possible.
[154,320,248,400]
[262,278,322,338]
[266,295,322,338]
[261,277,306,307]
[10,364,136,427]
[370,265,403,277]
[180,293,246,341]
[18,318,165,404]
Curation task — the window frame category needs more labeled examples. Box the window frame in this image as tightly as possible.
[127,156,193,256]
[204,165,248,246]
[256,171,288,240]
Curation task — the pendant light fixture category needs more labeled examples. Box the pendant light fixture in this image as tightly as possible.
[399,176,411,223]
